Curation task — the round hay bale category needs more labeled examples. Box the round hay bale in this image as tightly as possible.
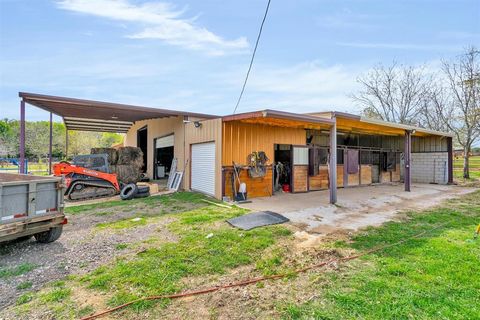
[117,147,144,167]
[113,164,142,184]
[91,148,118,165]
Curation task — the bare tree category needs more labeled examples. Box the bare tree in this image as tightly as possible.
[353,62,432,125]
[429,46,480,179]
[419,85,450,132]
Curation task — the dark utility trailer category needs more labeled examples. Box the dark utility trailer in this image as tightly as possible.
[0,173,66,243]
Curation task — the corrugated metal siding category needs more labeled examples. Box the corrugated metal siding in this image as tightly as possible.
[222,122,305,165]
[412,136,447,152]
[184,118,223,199]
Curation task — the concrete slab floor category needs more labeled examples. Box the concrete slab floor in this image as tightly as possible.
[239,183,477,236]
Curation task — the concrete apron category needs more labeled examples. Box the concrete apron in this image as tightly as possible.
[238,183,477,235]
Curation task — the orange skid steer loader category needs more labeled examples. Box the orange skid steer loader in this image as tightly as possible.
[53,154,121,201]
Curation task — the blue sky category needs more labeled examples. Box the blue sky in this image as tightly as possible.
[1,0,479,122]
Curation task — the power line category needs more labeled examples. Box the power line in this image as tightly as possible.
[232,0,272,114]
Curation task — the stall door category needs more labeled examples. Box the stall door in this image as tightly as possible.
[292,146,309,193]
[191,142,216,196]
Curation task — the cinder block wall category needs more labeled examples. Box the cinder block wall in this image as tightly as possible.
[411,152,448,184]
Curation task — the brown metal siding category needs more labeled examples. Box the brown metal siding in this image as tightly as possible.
[222,121,305,166]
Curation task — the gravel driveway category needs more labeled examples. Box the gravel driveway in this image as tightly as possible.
[0,196,203,310]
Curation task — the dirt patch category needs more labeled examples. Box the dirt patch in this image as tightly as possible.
[0,197,203,310]
[144,237,350,320]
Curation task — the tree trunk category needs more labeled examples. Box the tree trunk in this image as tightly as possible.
[463,146,470,179]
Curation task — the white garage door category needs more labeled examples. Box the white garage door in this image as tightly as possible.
[155,134,174,149]
[191,142,216,196]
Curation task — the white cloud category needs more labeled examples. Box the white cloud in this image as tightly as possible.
[57,0,249,55]
[220,61,363,114]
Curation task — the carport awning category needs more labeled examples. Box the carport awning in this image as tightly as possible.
[63,117,133,133]
[19,92,216,133]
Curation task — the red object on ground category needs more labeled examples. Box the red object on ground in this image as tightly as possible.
[282,184,290,192]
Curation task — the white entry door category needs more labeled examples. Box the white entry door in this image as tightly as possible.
[191,142,216,196]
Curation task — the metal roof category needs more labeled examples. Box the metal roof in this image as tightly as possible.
[306,111,454,137]
[19,92,216,133]
[223,109,335,126]
[358,117,454,137]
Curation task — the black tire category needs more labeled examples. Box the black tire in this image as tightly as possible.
[134,191,150,198]
[34,226,63,243]
[137,185,150,194]
[120,183,138,200]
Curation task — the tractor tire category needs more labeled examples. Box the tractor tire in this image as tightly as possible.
[134,191,150,198]
[137,185,150,194]
[34,226,63,243]
[120,183,138,200]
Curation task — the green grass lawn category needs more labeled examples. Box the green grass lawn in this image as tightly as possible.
[65,191,206,215]
[83,206,291,311]
[453,155,480,181]
[454,169,480,180]
[8,190,480,319]
[281,190,480,320]
[0,162,49,175]
[13,192,292,318]
[453,155,480,169]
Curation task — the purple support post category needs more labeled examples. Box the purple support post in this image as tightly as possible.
[65,129,68,159]
[49,112,53,175]
[329,120,337,204]
[19,100,26,174]
[447,137,453,184]
[404,130,412,192]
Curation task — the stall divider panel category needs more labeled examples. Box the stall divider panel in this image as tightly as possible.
[291,145,309,193]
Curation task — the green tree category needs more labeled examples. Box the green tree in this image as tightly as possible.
[0,119,123,160]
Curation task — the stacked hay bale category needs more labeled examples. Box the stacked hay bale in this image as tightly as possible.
[115,147,144,184]
[91,147,144,184]
[91,148,118,165]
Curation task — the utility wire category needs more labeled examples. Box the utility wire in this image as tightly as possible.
[232,0,272,114]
